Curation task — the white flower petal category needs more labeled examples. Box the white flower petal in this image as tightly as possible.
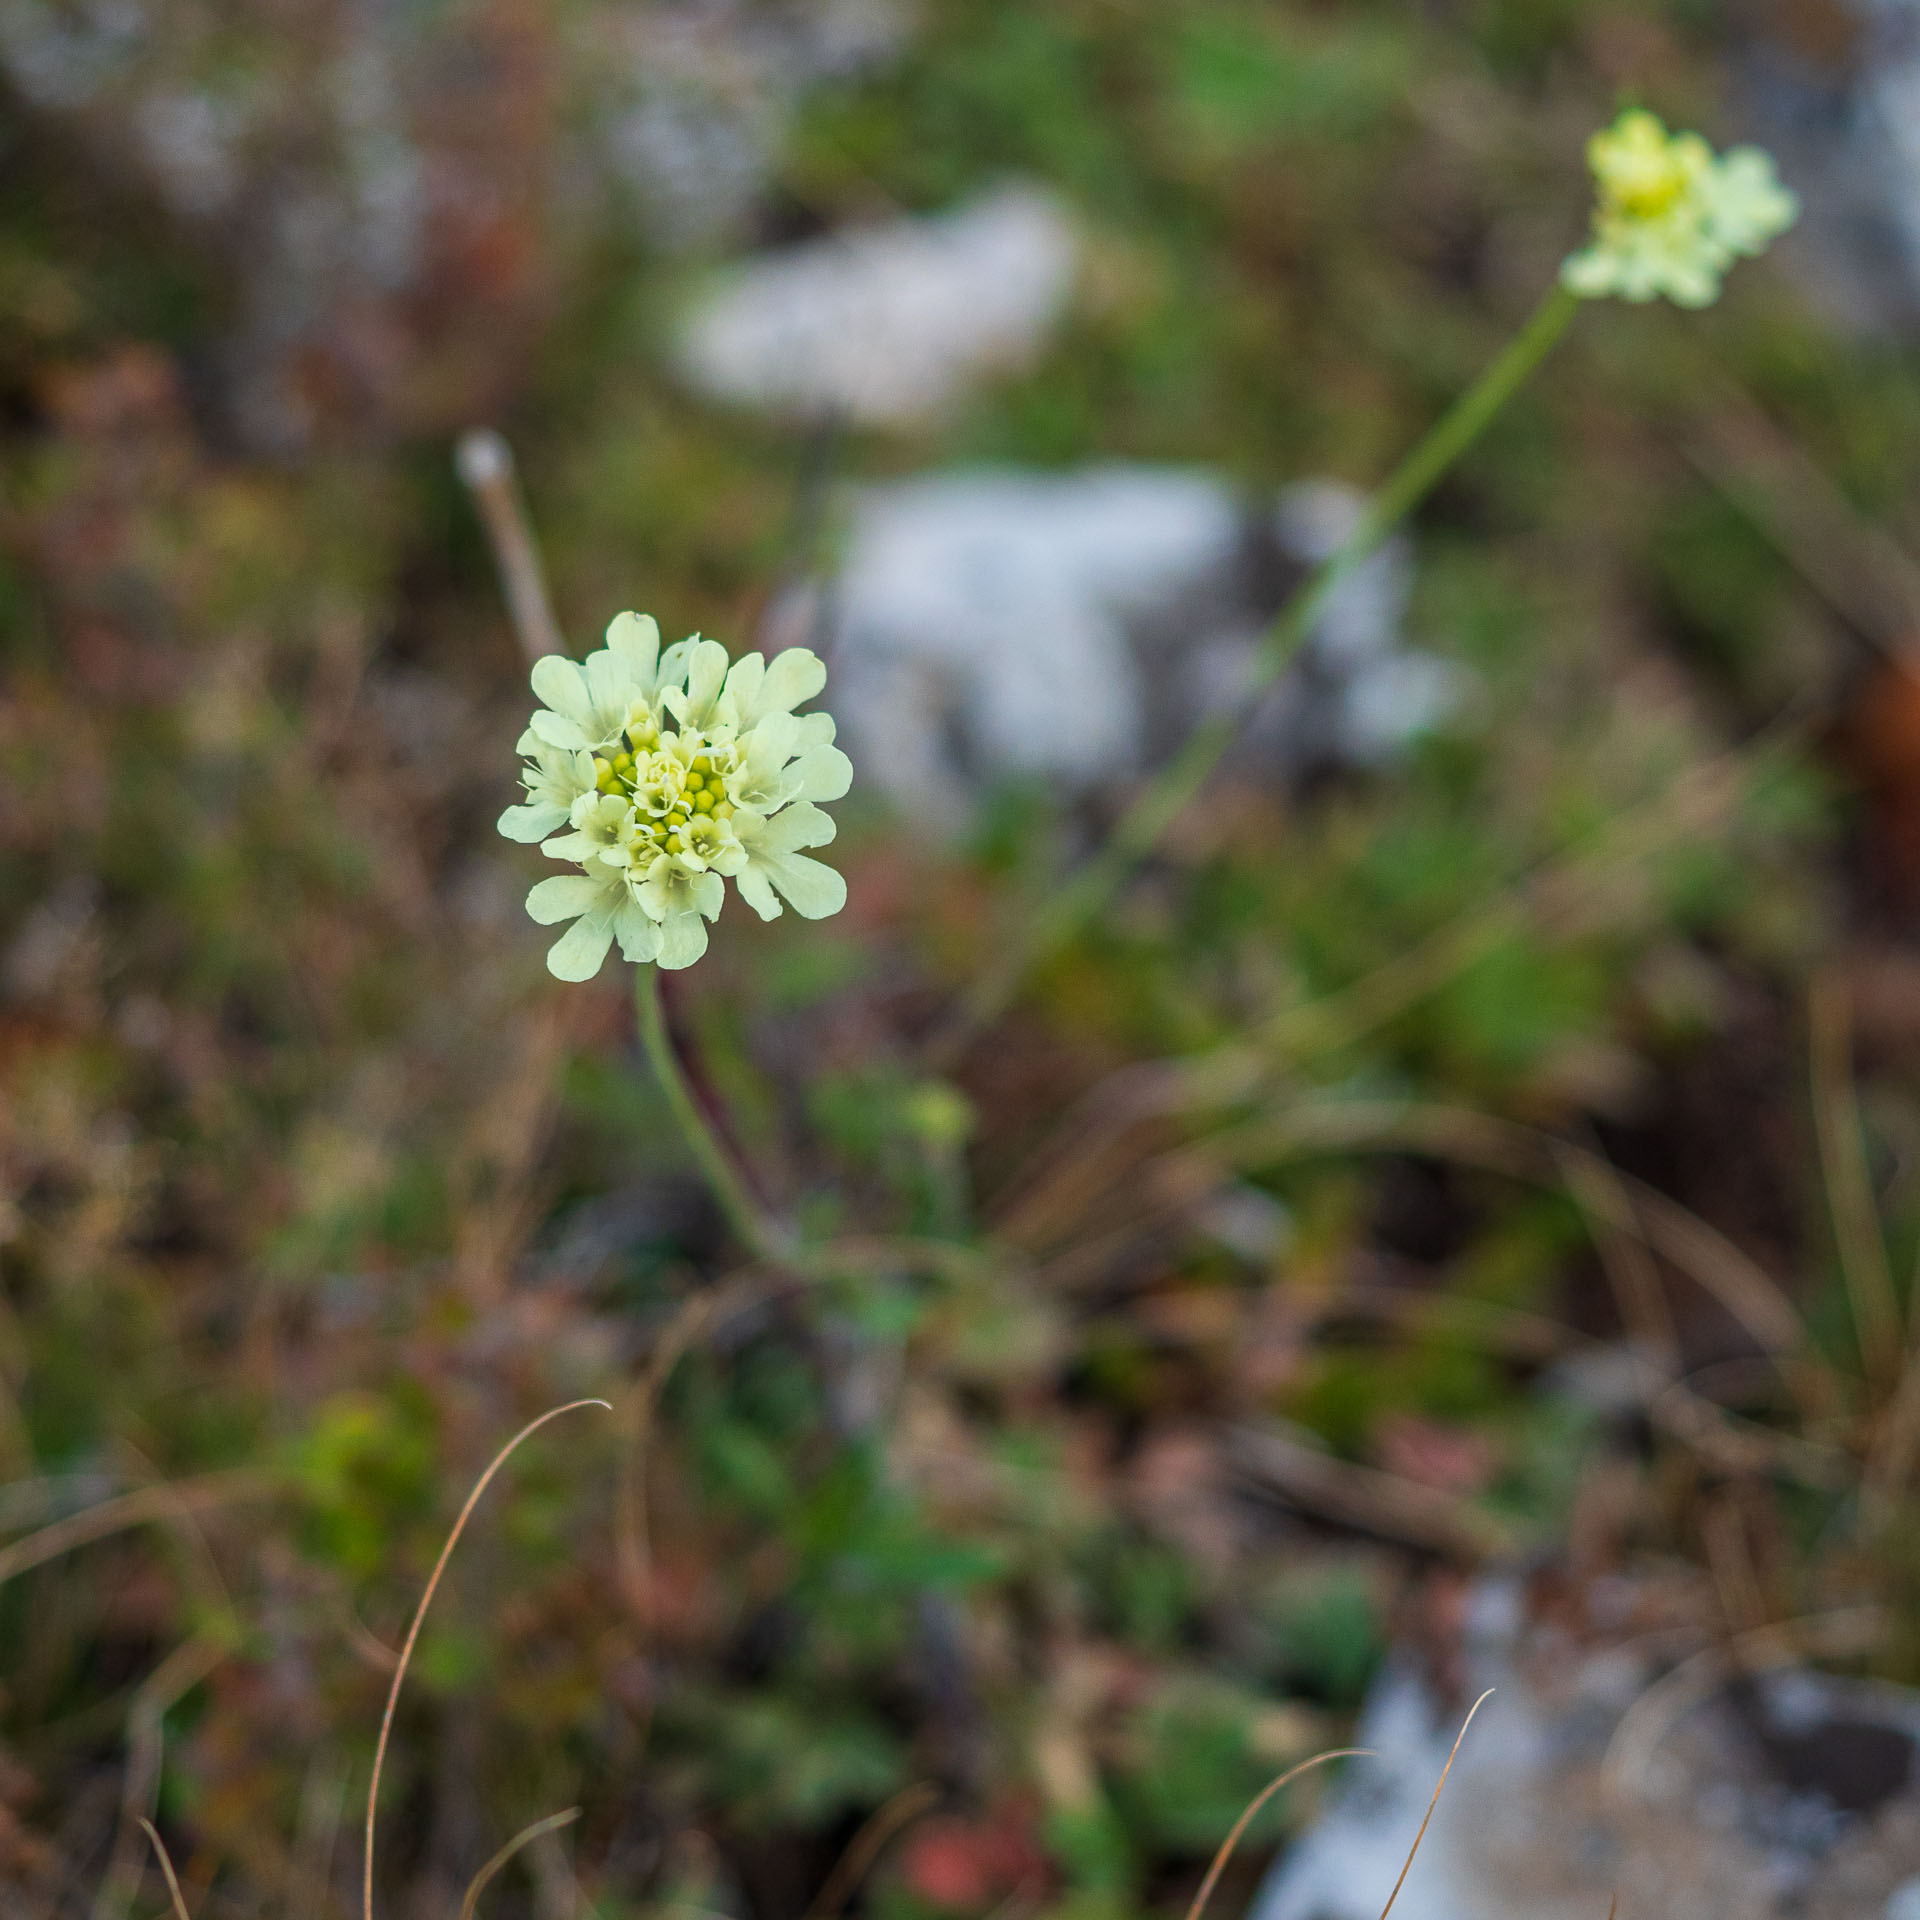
[655,912,711,969]
[605,611,662,687]
[734,864,781,920]
[527,873,608,924]
[531,655,593,725]
[793,744,852,803]
[528,707,594,753]
[733,801,844,922]
[763,850,847,920]
[722,651,766,716]
[499,800,568,842]
[614,901,663,963]
[755,647,826,719]
[656,637,694,692]
[753,800,836,852]
[746,711,800,763]
[668,638,733,729]
[585,646,640,722]
[548,913,616,980]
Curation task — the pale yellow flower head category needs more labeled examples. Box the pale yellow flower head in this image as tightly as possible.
[500,613,852,979]
[1562,109,1796,308]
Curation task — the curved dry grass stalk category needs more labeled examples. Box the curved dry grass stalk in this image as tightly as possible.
[1182,1747,1370,1920]
[1552,1137,1679,1377]
[801,1780,940,1920]
[457,1807,581,1920]
[0,1471,272,1591]
[362,1398,610,1920]
[1377,1688,1493,1920]
[93,1635,227,1920]
[1217,1100,1809,1362]
[1867,1351,1920,1521]
[137,1820,192,1920]
[1229,1425,1514,1559]
[1647,1378,1849,1490]
[1602,1604,1886,1801]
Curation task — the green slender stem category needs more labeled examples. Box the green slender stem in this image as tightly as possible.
[931,282,1582,1062]
[636,967,794,1263]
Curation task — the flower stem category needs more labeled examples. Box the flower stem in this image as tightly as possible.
[930,281,1582,1061]
[636,966,794,1263]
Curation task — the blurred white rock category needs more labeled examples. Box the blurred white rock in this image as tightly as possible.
[676,184,1078,426]
[600,0,912,249]
[1250,1569,1920,1920]
[1747,0,1920,330]
[787,465,1454,822]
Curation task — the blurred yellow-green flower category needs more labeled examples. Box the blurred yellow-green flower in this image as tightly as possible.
[502,613,852,979]
[1561,108,1796,309]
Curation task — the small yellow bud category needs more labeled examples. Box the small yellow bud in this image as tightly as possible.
[695,791,715,814]
[594,757,618,793]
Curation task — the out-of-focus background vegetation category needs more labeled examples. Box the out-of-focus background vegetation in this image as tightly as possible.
[6,0,1920,1914]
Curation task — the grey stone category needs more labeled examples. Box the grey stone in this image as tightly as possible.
[808,465,1449,823]
[676,183,1078,425]
[1251,1577,1920,1920]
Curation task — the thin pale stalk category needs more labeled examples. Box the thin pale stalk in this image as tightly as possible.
[801,1782,940,1920]
[931,284,1581,1059]
[636,967,794,1263]
[138,1822,192,1920]
[456,429,566,664]
[1378,1688,1494,1920]
[1182,1748,1370,1920]
[458,1808,581,1920]
[362,1400,608,1920]
[0,1471,271,1591]
[1809,973,1901,1391]
[93,1635,226,1920]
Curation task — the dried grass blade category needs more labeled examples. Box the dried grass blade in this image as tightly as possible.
[137,1821,192,1920]
[1182,1747,1370,1920]
[457,1807,581,1920]
[361,1399,609,1920]
[1377,1688,1493,1920]
[802,1781,940,1920]
[0,1471,270,1591]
